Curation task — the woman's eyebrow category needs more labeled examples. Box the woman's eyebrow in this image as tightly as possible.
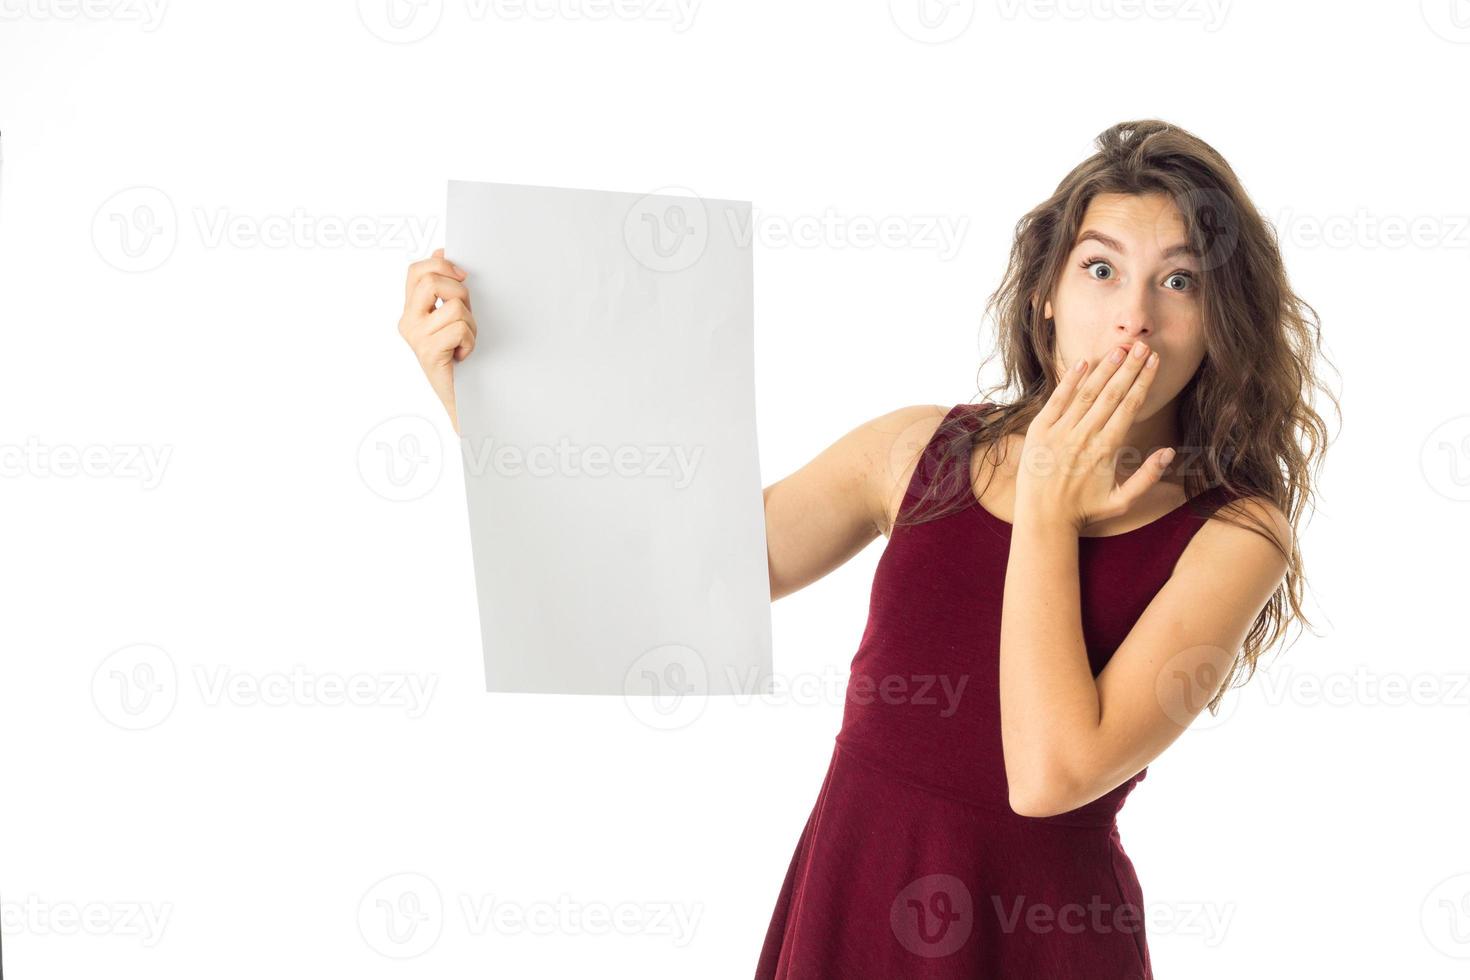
[1074,228,1200,261]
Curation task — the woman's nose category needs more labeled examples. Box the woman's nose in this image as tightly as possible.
[1112,284,1155,337]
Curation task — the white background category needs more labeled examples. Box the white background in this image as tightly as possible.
[1,1,1466,977]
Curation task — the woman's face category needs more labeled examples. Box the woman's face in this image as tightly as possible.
[1043,191,1208,422]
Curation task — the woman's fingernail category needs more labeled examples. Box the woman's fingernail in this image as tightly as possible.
[451,264,467,277]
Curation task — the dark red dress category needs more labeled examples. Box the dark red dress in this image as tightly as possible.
[755,403,1237,979]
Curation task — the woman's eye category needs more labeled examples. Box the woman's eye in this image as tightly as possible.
[1080,256,1195,292]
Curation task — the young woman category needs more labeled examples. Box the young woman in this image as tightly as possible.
[397,119,1336,978]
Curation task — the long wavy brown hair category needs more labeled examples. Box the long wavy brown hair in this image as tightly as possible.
[895,118,1340,715]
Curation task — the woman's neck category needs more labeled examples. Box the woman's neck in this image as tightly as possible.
[1114,401,1183,483]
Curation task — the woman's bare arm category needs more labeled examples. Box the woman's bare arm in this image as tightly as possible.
[1000,498,1290,817]
[763,404,948,601]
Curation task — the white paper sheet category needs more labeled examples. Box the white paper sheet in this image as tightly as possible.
[446,180,773,697]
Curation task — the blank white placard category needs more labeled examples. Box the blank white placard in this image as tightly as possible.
[445,179,773,697]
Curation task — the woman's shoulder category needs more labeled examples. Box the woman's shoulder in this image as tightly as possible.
[873,402,1005,468]
[1184,488,1293,578]
[865,403,979,536]
[1210,491,1293,542]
